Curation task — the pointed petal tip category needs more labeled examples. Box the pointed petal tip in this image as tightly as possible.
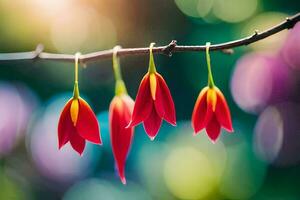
[149,136,156,141]
[170,121,177,126]
[211,139,217,144]
[228,128,234,133]
[75,150,84,156]
[121,177,127,185]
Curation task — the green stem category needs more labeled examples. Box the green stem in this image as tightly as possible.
[148,42,157,73]
[206,42,215,88]
[113,46,127,96]
[73,53,80,99]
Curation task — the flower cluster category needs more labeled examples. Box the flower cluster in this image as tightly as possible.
[57,43,233,184]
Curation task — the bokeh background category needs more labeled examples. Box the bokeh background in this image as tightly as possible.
[0,0,300,199]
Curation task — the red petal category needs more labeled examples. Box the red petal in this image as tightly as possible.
[206,114,221,143]
[143,103,162,140]
[57,99,73,149]
[192,87,209,134]
[109,95,134,184]
[127,73,153,127]
[76,98,102,144]
[215,88,233,132]
[155,73,176,125]
[69,129,86,155]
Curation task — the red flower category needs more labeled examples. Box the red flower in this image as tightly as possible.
[192,86,233,142]
[127,72,176,140]
[58,97,102,155]
[109,94,134,184]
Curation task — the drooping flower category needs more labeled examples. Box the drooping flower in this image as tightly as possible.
[58,53,101,155]
[127,43,176,140]
[109,94,134,184]
[192,86,233,142]
[191,42,233,142]
[109,46,135,184]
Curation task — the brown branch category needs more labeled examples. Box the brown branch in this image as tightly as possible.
[0,12,299,64]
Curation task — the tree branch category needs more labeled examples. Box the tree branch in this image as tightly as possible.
[0,12,299,64]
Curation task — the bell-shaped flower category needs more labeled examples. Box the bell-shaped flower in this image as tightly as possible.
[58,53,101,155]
[192,42,233,142]
[192,86,233,142]
[58,92,101,155]
[127,43,176,140]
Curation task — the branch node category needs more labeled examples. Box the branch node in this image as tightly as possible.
[253,30,259,37]
[34,44,44,59]
[285,17,295,29]
[162,40,177,57]
[222,49,234,54]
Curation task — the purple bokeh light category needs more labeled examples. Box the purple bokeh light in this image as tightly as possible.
[254,102,300,166]
[0,82,38,156]
[231,53,294,114]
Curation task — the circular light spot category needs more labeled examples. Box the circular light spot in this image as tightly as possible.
[231,53,293,114]
[264,103,300,166]
[213,0,257,23]
[231,53,272,113]
[51,6,117,53]
[164,146,216,200]
[175,0,214,18]
[254,106,283,164]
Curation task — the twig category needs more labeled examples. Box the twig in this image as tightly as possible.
[0,12,299,64]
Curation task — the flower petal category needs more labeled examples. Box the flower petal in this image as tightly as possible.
[192,87,210,134]
[127,73,153,127]
[109,95,134,184]
[215,88,233,132]
[155,73,176,125]
[143,103,162,140]
[70,99,79,126]
[206,114,221,143]
[149,72,157,100]
[76,98,102,144]
[58,99,73,149]
[69,130,86,155]
[207,87,217,112]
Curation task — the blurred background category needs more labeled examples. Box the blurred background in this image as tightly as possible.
[0,0,300,199]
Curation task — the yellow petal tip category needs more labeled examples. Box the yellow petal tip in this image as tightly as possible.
[70,99,79,126]
[149,73,157,100]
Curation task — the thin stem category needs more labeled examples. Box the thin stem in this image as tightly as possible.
[206,42,215,88]
[73,52,80,99]
[75,52,80,83]
[112,46,127,96]
[113,46,123,82]
[148,42,157,73]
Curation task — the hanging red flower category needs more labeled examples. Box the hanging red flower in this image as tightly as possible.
[191,42,233,142]
[58,97,102,155]
[58,53,101,155]
[127,43,176,140]
[192,86,233,142]
[109,46,135,184]
[110,94,134,184]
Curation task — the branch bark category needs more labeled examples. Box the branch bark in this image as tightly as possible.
[0,12,299,64]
